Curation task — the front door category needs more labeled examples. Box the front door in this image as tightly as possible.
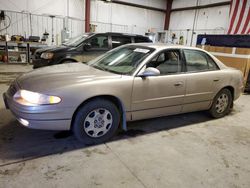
[131,49,186,120]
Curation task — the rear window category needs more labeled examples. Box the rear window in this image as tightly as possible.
[112,36,132,48]
[135,37,151,43]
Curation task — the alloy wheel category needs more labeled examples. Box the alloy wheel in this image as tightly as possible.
[83,108,113,138]
[215,93,229,113]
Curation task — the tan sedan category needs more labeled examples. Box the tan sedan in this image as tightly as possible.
[3,43,244,144]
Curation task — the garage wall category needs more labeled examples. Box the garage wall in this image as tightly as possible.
[0,0,166,45]
[168,0,230,46]
[0,0,85,45]
[0,0,84,19]
[90,0,165,34]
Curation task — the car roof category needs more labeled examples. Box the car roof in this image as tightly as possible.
[90,32,148,37]
[127,43,206,51]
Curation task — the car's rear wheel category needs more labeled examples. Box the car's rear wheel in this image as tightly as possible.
[209,88,232,118]
[73,99,120,144]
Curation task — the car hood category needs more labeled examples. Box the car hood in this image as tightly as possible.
[16,63,121,92]
[35,45,73,54]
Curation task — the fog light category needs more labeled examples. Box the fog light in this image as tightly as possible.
[18,118,29,127]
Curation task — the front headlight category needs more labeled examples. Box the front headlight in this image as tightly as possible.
[14,90,61,106]
[41,52,54,59]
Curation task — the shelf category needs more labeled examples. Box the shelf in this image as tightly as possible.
[0,41,47,48]
[0,41,47,64]
[8,51,27,53]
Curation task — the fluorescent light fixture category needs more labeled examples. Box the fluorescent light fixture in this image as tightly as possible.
[109,53,126,65]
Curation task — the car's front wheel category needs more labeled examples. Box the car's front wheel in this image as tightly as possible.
[73,99,120,144]
[209,88,233,118]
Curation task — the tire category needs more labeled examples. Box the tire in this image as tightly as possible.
[73,99,120,144]
[209,88,233,118]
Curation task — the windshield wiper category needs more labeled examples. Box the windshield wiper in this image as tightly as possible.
[91,64,128,75]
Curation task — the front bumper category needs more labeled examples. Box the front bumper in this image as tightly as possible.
[3,90,72,131]
[32,58,52,69]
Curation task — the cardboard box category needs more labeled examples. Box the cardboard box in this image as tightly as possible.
[235,48,250,55]
[197,45,250,90]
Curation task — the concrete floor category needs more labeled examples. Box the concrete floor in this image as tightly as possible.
[0,64,250,188]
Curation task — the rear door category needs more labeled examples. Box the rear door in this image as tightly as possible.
[80,34,110,63]
[182,49,221,112]
[111,35,132,49]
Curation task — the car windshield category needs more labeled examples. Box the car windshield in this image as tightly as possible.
[62,34,92,47]
[87,45,155,75]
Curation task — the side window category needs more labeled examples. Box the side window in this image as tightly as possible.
[89,35,108,49]
[134,37,151,43]
[207,54,219,70]
[146,50,182,75]
[112,36,131,48]
[184,50,218,72]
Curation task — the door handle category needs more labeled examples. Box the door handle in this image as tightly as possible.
[174,82,183,87]
[213,79,220,82]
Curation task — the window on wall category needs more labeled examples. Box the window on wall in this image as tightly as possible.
[89,35,108,49]
[146,50,182,75]
[184,50,219,72]
[111,36,131,48]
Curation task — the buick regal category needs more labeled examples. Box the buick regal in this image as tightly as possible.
[3,43,244,144]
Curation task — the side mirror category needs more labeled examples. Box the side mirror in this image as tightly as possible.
[83,43,92,51]
[138,67,160,77]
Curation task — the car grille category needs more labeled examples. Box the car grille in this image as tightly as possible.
[7,82,18,96]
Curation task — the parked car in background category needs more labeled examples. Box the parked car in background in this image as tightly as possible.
[32,32,152,68]
[4,43,244,144]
